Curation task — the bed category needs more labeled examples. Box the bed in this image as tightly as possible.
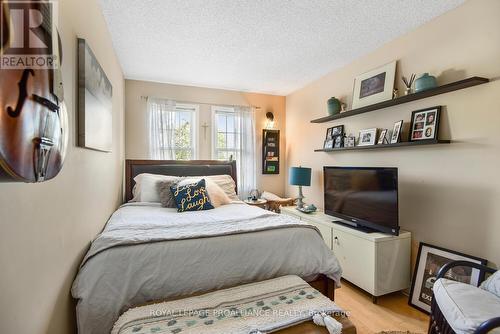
[71,160,342,334]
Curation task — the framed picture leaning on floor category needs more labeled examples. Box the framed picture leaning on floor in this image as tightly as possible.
[409,242,487,314]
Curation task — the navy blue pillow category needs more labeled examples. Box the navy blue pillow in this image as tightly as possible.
[170,179,214,212]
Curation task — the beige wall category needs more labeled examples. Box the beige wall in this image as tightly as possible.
[125,80,287,195]
[286,0,500,266]
[0,0,125,333]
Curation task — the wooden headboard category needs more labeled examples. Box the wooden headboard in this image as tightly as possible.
[125,159,238,202]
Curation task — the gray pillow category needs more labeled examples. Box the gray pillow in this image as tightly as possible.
[157,178,182,208]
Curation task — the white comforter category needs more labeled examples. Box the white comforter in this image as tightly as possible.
[71,203,342,334]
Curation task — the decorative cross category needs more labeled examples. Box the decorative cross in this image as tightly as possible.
[201,122,210,140]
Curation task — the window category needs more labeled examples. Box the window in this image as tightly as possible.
[149,99,198,160]
[212,106,240,161]
[169,104,197,160]
[212,105,256,198]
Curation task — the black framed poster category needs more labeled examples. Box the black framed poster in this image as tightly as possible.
[409,242,487,314]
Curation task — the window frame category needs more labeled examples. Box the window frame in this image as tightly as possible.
[211,106,240,161]
[159,103,199,160]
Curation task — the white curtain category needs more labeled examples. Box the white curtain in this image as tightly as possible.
[148,98,176,159]
[235,106,256,199]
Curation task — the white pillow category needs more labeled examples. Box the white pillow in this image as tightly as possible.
[131,173,180,203]
[480,270,500,299]
[178,178,231,207]
[204,175,239,201]
[131,173,238,203]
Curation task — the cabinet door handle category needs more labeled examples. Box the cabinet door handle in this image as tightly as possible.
[334,236,339,245]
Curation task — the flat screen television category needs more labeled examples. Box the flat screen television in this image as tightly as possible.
[323,167,399,235]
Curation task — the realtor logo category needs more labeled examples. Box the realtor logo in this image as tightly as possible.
[0,0,59,69]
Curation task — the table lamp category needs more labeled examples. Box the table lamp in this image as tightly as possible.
[289,166,311,209]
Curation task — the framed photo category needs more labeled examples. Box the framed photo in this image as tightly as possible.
[345,135,356,148]
[358,128,377,146]
[377,129,388,145]
[325,127,333,140]
[390,120,404,144]
[409,242,487,314]
[333,135,344,148]
[409,106,441,142]
[331,125,344,137]
[352,61,397,109]
[323,138,334,150]
[326,125,344,140]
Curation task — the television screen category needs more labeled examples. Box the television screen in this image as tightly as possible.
[323,167,399,235]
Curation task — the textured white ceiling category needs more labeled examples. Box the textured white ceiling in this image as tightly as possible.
[99,0,464,95]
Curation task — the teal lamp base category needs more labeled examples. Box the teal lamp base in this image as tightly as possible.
[296,185,305,209]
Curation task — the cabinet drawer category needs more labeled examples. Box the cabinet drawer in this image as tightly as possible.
[333,229,375,294]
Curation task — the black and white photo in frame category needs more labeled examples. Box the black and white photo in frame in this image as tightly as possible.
[390,120,404,144]
[326,125,344,139]
[409,242,487,314]
[352,61,397,109]
[334,135,344,148]
[323,138,334,150]
[358,128,378,146]
[409,106,441,142]
[377,129,388,144]
[325,127,333,140]
[345,135,356,148]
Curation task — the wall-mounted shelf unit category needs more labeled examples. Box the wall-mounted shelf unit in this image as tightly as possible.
[311,77,489,123]
[315,139,450,152]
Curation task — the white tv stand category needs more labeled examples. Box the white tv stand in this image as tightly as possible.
[281,206,411,303]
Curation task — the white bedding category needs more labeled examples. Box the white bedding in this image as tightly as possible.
[71,203,342,334]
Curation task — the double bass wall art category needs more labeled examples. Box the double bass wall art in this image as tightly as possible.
[0,0,68,183]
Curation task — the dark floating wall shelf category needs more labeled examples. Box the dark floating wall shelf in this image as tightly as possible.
[311,77,489,123]
[315,140,451,152]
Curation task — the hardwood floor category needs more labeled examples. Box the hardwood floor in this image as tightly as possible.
[335,279,429,334]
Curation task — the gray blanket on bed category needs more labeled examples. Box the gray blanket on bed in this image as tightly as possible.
[71,203,342,334]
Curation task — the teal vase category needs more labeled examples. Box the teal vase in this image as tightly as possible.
[415,73,437,92]
[327,97,341,116]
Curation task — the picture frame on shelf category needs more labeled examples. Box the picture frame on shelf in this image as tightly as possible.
[409,242,487,314]
[358,128,378,146]
[409,106,441,142]
[377,129,388,145]
[390,120,404,144]
[352,61,397,109]
[333,135,344,148]
[325,127,333,140]
[345,135,356,148]
[326,125,344,140]
[323,138,334,150]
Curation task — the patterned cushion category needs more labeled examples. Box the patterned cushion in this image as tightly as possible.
[171,179,214,212]
[156,178,182,208]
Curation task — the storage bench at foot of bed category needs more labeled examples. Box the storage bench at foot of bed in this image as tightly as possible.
[112,275,354,334]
